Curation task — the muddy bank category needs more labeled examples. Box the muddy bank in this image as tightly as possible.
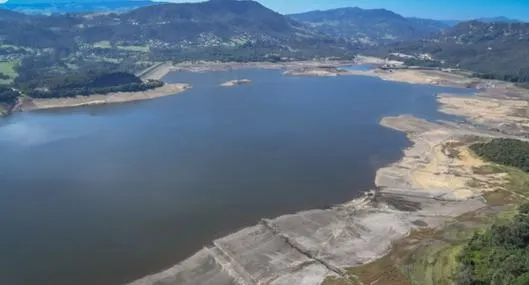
[21,83,191,111]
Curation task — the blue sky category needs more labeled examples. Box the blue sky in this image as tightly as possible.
[161,0,529,20]
[1,0,527,20]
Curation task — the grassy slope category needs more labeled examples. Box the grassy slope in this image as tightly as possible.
[319,144,528,285]
[0,60,18,84]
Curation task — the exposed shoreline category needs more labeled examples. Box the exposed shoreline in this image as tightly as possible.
[143,57,477,89]
[126,115,497,285]
[220,79,252,87]
[126,67,529,284]
[142,59,360,80]
[19,83,191,112]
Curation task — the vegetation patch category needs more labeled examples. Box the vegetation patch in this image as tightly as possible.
[320,139,529,285]
[0,85,20,104]
[456,204,529,285]
[321,276,356,285]
[0,61,18,84]
[19,71,163,98]
[483,165,529,198]
[451,139,529,284]
[470,139,529,172]
[320,222,495,285]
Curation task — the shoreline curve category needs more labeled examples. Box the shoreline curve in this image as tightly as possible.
[124,65,529,285]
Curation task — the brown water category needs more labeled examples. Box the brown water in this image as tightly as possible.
[0,69,471,285]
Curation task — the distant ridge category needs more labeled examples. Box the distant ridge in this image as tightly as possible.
[289,7,450,46]
[0,0,356,88]
[474,16,523,23]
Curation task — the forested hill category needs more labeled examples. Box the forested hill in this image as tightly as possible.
[289,7,450,46]
[386,21,529,84]
[99,0,351,56]
[0,0,355,69]
[0,0,356,98]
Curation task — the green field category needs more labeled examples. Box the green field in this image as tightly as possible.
[0,61,18,84]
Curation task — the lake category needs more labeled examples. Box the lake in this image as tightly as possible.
[0,69,470,285]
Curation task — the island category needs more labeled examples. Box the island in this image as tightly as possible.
[21,82,191,111]
[220,79,252,87]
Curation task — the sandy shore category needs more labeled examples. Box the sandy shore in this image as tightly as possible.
[21,83,191,111]
[286,66,478,88]
[220,79,252,87]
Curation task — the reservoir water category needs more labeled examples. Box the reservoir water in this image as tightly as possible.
[0,69,470,285]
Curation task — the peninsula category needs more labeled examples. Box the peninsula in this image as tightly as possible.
[0,71,191,115]
[21,83,191,111]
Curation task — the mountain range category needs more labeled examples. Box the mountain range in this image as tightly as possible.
[0,0,358,88]
[0,0,528,87]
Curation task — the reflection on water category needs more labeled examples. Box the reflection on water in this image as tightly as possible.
[0,69,471,285]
